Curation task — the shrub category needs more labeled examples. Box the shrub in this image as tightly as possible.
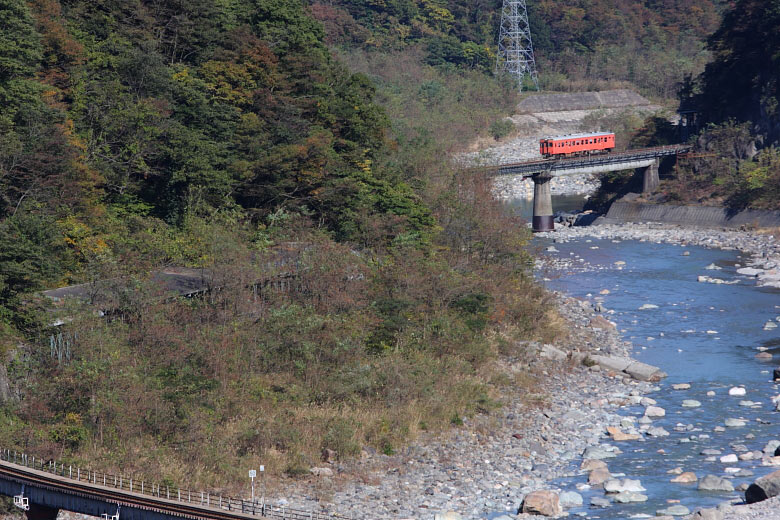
[489,119,515,141]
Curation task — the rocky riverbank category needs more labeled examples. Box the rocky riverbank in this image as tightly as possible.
[540,221,780,289]
[272,220,780,520]
[271,293,665,519]
[538,221,780,520]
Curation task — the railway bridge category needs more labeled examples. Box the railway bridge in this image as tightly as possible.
[0,450,343,520]
[485,144,691,231]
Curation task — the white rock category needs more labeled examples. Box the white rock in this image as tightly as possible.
[559,491,583,508]
[638,304,658,310]
[725,418,746,427]
[646,426,670,437]
[728,387,746,396]
[434,512,462,520]
[604,478,646,493]
[720,454,738,463]
[613,491,648,503]
[645,406,666,417]
[682,400,702,408]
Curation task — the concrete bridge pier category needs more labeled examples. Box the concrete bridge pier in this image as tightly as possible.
[26,503,59,520]
[641,159,660,194]
[532,173,554,232]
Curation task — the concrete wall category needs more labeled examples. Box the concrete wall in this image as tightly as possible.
[517,90,653,114]
[603,201,780,228]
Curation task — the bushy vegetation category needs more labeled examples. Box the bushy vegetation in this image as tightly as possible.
[659,122,780,209]
[0,0,563,490]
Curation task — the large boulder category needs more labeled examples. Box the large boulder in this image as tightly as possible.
[691,508,723,520]
[433,512,462,520]
[657,505,690,516]
[580,459,607,472]
[587,355,632,373]
[698,475,734,492]
[583,355,665,381]
[604,478,646,493]
[520,490,561,516]
[588,467,611,486]
[558,491,583,508]
[612,491,647,503]
[671,472,697,483]
[539,344,567,361]
[745,469,780,504]
[625,361,666,382]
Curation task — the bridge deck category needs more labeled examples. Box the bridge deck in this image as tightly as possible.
[485,144,691,177]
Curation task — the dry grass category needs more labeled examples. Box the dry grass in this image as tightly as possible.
[755,226,780,239]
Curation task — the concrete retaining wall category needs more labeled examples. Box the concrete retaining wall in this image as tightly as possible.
[517,90,653,114]
[603,201,780,228]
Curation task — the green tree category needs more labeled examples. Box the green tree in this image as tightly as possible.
[697,0,780,143]
[0,0,42,82]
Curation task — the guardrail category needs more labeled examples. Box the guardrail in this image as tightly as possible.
[486,144,692,176]
[1,450,348,520]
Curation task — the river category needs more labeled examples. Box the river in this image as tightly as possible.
[515,195,780,518]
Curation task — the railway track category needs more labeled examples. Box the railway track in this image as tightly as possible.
[481,144,692,177]
[0,451,348,520]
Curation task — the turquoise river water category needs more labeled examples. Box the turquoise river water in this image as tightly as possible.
[515,197,780,518]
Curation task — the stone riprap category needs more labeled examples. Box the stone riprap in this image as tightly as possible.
[604,201,780,230]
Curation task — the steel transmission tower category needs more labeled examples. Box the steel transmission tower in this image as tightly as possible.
[495,0,539,92]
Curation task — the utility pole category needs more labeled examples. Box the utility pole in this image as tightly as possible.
[495,0,540,92]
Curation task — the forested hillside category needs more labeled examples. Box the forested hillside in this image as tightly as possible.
[309,0,726,99]
[0,0,556,489]
[642,0,780,210]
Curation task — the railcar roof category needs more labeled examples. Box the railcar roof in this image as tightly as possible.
[541,132,613,141]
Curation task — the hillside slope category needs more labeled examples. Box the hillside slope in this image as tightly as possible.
[0,0,557,491]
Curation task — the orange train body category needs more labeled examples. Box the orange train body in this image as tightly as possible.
[539,132,615,158]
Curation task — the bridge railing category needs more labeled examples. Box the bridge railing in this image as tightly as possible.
[1,449,349,520]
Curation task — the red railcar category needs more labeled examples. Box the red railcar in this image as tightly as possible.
[539,132,615,158]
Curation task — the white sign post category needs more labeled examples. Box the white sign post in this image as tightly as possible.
[249,470,256,502]
[259,466,265,505]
